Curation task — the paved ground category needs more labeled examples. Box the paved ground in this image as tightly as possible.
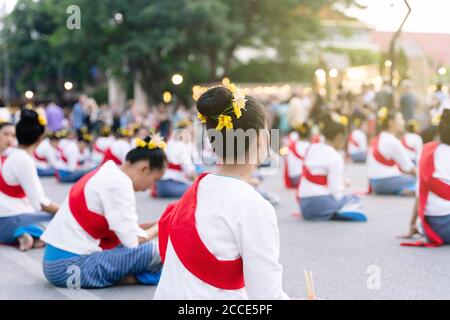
[1,162,450,300]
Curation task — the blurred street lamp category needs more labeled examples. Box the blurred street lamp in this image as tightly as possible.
[64,81,73,91]
[163,91,172,104]
[114,13,123,24]
[328,68,338,78]
[315,69,326,79]
[171,74,183,86]
[25,90,34,99]
[438,67,447,76]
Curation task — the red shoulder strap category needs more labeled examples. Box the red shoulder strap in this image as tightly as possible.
[402,136,415,152]
[0,156,26,199]
[69,167,120,250]
[371,135,396,167]
[302,165,328,186]
[167,163,183,171]
[301,145,328,186]
[402,142,444,247]
[158,173,245,290]
[288,140,304,160]
[102,148,122,165]
[34,150,47,163]
[93,142,105,154]
[348,133,360,148]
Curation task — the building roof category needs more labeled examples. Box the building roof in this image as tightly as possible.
[371,31,450,65]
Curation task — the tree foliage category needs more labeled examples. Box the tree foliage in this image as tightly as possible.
[2,0,359,103]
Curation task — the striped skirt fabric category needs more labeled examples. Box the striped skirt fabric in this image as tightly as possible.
[0,212,53,244]
[43,241,162,288]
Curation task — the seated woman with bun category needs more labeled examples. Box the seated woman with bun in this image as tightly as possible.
[155,85,289,299]
[54,129,96,183]
[401,109,450,246]
[34,131,61,177]
[284,122,311,189]
[41,135,166,288]
[0,109,59,250]
[297,114,367,222]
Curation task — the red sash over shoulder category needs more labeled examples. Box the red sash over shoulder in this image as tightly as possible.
[0,156,26,199]
[159,173,245,290]
[402,142,450,247]
[283,140,304,189]
[93,142,106,154]
[34,150,47,163]
[371,134,396,167]
[102,148,122,165]
[68,167,120,250]
[348,133,360,148]
[167,162,183,171]
[300,145,328,187]
[302,165,328,186]
[401,137,415,152]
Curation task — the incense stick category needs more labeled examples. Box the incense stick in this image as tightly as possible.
[304,269,315,299]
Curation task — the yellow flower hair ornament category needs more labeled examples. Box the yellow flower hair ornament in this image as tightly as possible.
[37,114,47,126]
[377,107,389,121]
[198,83,248,131]
[135,134,167,151]
[232,88,248,119]
[82,133,93,142]
[216,114,233,131]
[337,115,348,126]
[431,114,442,126]
[406,119,420,132]
[198,112,206,124]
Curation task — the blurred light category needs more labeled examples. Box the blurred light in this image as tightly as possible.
[384,60,392,68]
[279,147,289,156]
[329,68,338,78]
[163,91,172,104]
[64,81,73,91]
[171,74,183,85]
[114,13,123,24]
[222,77,230,86]
[25,90,34,99]
[315,69,326,79]
[438,67,447,76]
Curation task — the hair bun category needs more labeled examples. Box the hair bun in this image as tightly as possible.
[196,87,233,117]
[20,108,39,125]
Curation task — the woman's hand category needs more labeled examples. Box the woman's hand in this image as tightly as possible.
[42,202,60,215]
[398,224,420,239]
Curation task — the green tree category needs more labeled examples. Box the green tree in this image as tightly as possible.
[2,0,359,104]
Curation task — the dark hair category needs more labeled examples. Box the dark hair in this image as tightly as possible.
[125,136,167,171]
[0,122,13,131]
[293,122,311,139]
[197,86,266,160]
[16,109,45,146]
[439,109,450,145]
[320,113,345,140]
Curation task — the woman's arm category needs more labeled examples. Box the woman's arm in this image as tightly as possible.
[138,224,158,244]
[399,199,420,239]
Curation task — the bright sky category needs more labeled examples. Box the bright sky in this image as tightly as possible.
[345,0,450,34]
[2,0,450,34]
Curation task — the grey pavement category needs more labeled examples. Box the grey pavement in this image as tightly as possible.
[1,162,449,300]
